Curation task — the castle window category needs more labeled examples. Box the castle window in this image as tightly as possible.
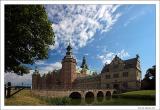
[105,75,110,79]
[123,72,128,77]
[113,74,119,78]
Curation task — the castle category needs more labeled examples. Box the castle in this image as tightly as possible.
[32,43,141,91]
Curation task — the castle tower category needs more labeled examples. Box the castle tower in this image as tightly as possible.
[136,54,141,89]
[32,66,40,90]
[80,56,88,77]
[81,56,88,70]
[32,69,37,90]
[60,43,77,89]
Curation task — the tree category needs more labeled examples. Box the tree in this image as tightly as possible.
[5,5,54,75]
[141,65,156,90]
[146,65,155,79]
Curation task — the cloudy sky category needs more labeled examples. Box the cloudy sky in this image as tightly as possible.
[5,4,156,85]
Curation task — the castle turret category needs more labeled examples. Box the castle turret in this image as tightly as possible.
[32,66,40,90]
[81,56,88,70]
[32,68,36,90]
[80,56,88,77]
[60,43,77,89]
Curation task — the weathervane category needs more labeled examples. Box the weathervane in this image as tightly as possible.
[35,66,38,73]
[69,38,71,46]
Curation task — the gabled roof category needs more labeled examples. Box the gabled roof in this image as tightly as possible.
[101,56,138,73]
[101,64,109,73]
[124,58,137,69]
[110,55,124,65]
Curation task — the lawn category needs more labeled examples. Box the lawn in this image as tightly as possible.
[5,90,47,105]
[94,98,155,105]
[122,90,155,95]
[119,90,155,100]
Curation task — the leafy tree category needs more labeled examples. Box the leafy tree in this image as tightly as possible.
[146,65,156,79]
[141,65,156,90]
[5,5,54,75]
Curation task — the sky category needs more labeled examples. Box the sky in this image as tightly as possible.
[5,4,156,85]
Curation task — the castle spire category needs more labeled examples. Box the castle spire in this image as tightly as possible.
[33,66,39,74]
[81,56,88,70]
[136,54,139,59]
[61,41,77,89]
[64,41,73,59]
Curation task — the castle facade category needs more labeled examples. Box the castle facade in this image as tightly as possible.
[32,44,141,91]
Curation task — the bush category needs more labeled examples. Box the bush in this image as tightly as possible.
[39,96,71,105]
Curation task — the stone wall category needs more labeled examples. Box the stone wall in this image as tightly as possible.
[32,90,70,98]
[101,55,141,91]
[73,75,101,89]
[32,89,115,98]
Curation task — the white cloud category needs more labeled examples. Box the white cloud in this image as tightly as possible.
[111,5,121,13]
[5,71,33,86]
[124,15,137,27]
[35,60,45,65]
[84,53,89,56]
[4,62,62,85]
[97,49,129,64]
[124,9,146,27]
[97,52,114,64]
[117,49,129,58]
[49,36,59,50]
[45,4,121,49]
[38,62,62,74]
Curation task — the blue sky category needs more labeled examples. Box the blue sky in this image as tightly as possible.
[5,4,156,85]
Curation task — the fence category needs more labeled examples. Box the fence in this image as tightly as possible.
[5,82,31,98]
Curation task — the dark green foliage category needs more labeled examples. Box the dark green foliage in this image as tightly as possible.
[81,56,88,69]
[141,65,156,90]
[5,5,54,75]
[40,96,71,105]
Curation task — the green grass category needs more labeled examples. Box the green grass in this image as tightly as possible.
[119,90,155,100]
[93,98,155,105]
[122,90,155,95]
[39,96,71,105]
[5,90,47,105]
